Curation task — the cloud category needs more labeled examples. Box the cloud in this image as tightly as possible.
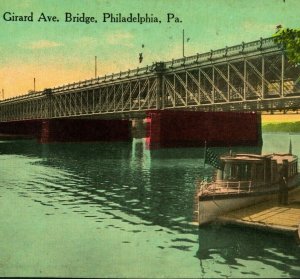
[25,40,63,49]
[106,31,134,47]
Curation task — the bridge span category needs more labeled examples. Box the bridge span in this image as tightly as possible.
[1,36,299,121]
[0,36,299,148]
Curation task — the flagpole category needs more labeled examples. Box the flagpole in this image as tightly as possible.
[203,140,207,167]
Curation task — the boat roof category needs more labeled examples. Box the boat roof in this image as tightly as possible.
[220,153,298,163]
[271,153,298,163]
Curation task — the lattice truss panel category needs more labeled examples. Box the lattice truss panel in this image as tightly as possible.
[0,97,49,121]
[49,75,158,118]
[162,52,300,109]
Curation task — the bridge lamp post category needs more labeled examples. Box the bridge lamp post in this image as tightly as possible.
[182,29,191,58]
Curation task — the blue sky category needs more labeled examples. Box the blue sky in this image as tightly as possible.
[0,0,299,98]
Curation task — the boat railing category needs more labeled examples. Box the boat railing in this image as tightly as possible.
[199,180,256,196]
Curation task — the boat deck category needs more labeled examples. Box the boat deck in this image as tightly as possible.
[217,187,300,238]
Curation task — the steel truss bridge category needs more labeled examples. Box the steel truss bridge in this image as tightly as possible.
[1,36,300,122]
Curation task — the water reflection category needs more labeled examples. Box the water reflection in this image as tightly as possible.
[196,224,300,277]
[130,138,151,171]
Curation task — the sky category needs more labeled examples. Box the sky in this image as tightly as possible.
[0,0,299,99]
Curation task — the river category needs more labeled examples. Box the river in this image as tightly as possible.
[0,133,299,277]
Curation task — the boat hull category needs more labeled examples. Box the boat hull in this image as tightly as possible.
[198,192,276,225]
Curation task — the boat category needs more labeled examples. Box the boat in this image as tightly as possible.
[195,152,300,225]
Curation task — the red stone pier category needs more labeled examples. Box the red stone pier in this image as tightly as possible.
[0,111,262,149]
[145,110,262,149]
[0,119,131,143]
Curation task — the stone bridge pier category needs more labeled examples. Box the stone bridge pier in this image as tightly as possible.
[39,119,131,143]
[0,119,132,143]
[145,110,262,149]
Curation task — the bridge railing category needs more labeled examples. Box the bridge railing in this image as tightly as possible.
[164,37,278,69]
[0,91,44,104]
[51,64,158,94]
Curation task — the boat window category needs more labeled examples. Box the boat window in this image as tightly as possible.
[255,163,264,181]
[223,163,252,181]
[239,163,252,180]
[223,163,231,180]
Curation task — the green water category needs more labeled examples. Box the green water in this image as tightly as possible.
[0,134,299,277]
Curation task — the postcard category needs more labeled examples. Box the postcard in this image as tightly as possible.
[0,0,299,278]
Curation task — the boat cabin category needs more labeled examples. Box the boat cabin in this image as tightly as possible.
[216,153,298,187]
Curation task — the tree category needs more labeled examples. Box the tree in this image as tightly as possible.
[273,27,300,65]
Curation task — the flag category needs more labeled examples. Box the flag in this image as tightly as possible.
[204,147,223,170]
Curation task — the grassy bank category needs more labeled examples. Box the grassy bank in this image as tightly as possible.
[262,121,300,133]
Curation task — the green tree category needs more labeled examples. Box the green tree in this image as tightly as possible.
[273,27,300,65]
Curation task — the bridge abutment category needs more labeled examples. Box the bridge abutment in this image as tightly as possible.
[145,110,262,149]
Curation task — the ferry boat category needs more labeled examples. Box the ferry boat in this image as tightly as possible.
[196,152,300,225]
